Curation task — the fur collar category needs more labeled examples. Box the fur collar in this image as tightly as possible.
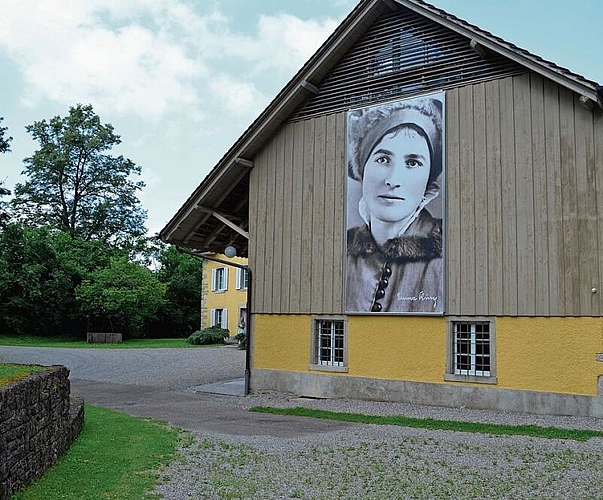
[347,211,442,262]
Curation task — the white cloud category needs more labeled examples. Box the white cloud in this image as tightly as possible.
[209,74,268,116]
[0,0,339,122]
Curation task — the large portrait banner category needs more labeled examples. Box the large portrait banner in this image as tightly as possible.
[345,93,445,314]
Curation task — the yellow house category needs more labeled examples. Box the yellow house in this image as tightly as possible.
[161,0,603,417]
[201,254,249,336]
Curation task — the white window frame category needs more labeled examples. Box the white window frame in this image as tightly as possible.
[211,308,228,329]
[236,268,249,290]
[309,315,348,373]
[445,317,497,384]
[211,267,228,293]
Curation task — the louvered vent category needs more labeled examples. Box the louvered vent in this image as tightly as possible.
[290,8,524,121]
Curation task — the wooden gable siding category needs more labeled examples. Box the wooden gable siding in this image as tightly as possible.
[249,73,603,317]
[446,73,603,316]
[249,113,347,315]
[290,7,523,122]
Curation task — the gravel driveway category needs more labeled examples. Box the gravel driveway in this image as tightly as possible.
[3,345,603,499]
[0,345,245,388]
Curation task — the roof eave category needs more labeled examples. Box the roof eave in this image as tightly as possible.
[160,0,385,245]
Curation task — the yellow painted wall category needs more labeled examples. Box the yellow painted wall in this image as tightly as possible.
[252,314,603,396]
[202,255,248,335]
[496,317,603,395]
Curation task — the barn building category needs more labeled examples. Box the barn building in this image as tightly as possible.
[160,0,603,417]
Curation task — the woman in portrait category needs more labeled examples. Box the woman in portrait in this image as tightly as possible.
[346,95,443,313]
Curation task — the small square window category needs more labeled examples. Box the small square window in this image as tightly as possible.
[310,316,348,372]
[445,318,496,384]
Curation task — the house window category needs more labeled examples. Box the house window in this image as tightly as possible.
[310,317,347,372]
[211,267,228,292]
[372,29,445,77]
[236,268,249,290]
[211,308,227,329]
[445,318,496,384]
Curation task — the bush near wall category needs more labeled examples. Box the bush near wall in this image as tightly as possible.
[0,365,84,500]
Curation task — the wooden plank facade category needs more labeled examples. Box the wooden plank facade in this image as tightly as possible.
[250,72,603,317]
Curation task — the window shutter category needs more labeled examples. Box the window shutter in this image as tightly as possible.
[211,269,217,292]
[210,308,216,325]
[236,268,241,290]
[223,268,229,291]
[222,309,228,329]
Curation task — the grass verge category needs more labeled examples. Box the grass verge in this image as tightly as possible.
[13,405,184,500]
[0,363,47,385]
[250,406,603,442]
[0,335,217,349]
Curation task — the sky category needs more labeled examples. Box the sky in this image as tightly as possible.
[0,0,601,237]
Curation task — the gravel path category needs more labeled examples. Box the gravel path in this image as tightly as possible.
[3,345,603,498]
[156,392,603,500]
[0,345,245,389]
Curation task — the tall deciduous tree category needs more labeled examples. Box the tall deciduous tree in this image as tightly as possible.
[76,256,166,338]
[151,245,203,337]
[0,117,11,154]
[0,117,12,223]
[12,104,147,244]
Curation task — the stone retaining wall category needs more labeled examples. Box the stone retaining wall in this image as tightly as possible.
[0,365,84,500]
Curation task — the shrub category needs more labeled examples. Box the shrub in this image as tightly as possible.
[235,332,246,350]
[186,326,230,345]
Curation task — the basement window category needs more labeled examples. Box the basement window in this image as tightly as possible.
[310,316,348,373]
[445,318,497,384]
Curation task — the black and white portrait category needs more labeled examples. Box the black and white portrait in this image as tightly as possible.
[345,93,444,314]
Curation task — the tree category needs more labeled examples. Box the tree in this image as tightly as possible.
[0,223,120,335]
[150,245,203,337]
[12,104,146,244]
[76,256,166,338]
[0,117,11,154]
[0,117,12,223]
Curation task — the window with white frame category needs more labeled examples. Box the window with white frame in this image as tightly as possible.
[446,318,496,383]
[211,308,227,329]
[312,318,346,368]
[236,268,249,290]
[211,267,228,292]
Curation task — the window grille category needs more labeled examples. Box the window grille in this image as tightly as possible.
[453,321,491,377]
[316,320,345,367]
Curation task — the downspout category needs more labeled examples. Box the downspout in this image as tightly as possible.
[176,246,252,396]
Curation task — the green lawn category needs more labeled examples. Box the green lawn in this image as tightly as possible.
[0,335,214,349]
[251,406,603,442]
[0,363,47,386]
[13,405,184,500]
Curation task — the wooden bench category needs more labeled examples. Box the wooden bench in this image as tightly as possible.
[86,332,123,343]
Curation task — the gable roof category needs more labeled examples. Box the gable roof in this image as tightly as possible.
[160,0,601,255]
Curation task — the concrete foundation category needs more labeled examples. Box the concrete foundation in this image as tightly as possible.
[251,369,603,418]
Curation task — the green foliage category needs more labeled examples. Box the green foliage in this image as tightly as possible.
[151,245,203,337]
[12,104,146,244]
[187,325,230,345]
[13,405,183,500]
[76,256,166,338]
[0,223,118,335]
[250,407,603,442]
[235,331,247,350]
[0,116,11,154]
